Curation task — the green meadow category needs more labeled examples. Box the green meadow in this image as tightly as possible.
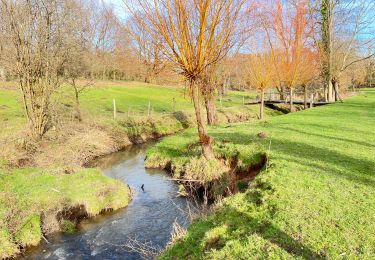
[154,89,375,259]
[0,81,257,129]
[0,81,260,258]
[0,167,129,258]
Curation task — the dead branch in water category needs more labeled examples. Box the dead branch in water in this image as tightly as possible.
[123,237,161,260]
[167,219,187,246]
[168,178,204,183]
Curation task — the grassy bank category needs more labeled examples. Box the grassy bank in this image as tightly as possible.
[150,90,375,258]
[0,167,130,258]
[0,81,262,168]
[0,81,262,258]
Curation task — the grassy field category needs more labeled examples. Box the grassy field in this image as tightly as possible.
[151,90,375,259]
[0,80,260,258]
[0,81,262,168]
[0,81,257,139]
[52,81,257,119]
[0,88,26,138]
[0,167,130,258]
[1,80,256,117]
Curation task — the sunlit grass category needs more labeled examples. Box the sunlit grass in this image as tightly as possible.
[0,80,257,132]
[0,167,130,257]
[158,89,375,259]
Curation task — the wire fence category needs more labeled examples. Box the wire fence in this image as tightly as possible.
[109,96,259,120]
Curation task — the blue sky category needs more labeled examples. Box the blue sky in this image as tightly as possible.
[104,0,127,18]
[104,0,123,7]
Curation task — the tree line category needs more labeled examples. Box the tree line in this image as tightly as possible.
[0,0,374,159]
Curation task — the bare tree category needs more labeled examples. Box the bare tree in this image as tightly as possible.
[64,51,93,122]
[319,0,375,101]
[127,16,165,83]
[61,0,96,122]
[90,1,123,80]
[126,0,245,159]
[246,51,274,120]
[263,0,314,112]
[0,0,88,138]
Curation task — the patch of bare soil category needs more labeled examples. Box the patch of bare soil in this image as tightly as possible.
[165,153,268,203]
[229,153,268,194]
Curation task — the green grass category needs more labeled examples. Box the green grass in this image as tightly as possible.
[0,88,25,137]
[0,167,130,258]
[55,81,257,119]
[0,81,258,140]
[1,81,257,120]
[155,90,375,259]
[0,81,261,258]
[145,126,266,181]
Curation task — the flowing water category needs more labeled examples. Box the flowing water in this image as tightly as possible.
[26,143,190,260]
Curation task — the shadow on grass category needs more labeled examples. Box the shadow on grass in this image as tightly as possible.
[275,122,375,137]
[270,138,375,185]
[277,126,375,149]
[211,132,375,188]
[227,206,326,259]
[172,203,325,259]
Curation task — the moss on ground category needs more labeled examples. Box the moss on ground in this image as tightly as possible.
[154,89,375,259]
[0,168,130,258]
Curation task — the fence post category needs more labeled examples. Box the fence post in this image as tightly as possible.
[310,94,314,108]
[148,101,151,116]
[113,98,116,119]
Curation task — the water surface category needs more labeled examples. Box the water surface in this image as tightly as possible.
[26,144,189,259]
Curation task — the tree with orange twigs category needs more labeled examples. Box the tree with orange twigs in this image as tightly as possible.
[246,51,274,119]
[264,0,314,112]
[125,0,245,159]
[298,47,320,109]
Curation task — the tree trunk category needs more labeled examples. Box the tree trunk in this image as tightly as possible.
[303,84,307,109]
[204,94,218,125]
[327,79,334,102]
[191,81,214,160]
[333,80,338,101]
[332,79,343,102]
[323,85,327,101]
[21,81,49,139]
[276,85,285,100]
[223,78,229,96]
[74,88,82,122]
[321,0,334,102]
[260,88,265,120]
[289,87,294,112]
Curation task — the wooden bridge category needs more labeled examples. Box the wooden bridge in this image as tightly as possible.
[246,100,333,107]
[245,91,333,107]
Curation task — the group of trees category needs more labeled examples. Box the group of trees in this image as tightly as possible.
[0,0,171,138]
[319,0,375,102]
[0,0,374,159]
[127,0,374,159]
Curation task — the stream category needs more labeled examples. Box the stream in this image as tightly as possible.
[25,143,190,260]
